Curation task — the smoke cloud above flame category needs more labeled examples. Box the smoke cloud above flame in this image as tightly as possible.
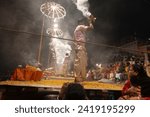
[72,0,91,17]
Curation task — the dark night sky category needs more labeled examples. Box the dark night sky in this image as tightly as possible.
[89,0,150,42]
[0,0,150,73]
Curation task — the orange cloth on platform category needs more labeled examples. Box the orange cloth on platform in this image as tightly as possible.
[24,69,33,81]
[31,71,43,81]
[11,68,43,81]
[10,68,25,81]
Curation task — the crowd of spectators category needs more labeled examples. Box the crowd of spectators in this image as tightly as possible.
[86,54,147,83]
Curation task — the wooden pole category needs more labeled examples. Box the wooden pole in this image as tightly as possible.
[37,15,45,63]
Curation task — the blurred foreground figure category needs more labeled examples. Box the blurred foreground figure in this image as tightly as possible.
[58,82,88,100]
[144,53,150,77]
[57,82,70,100]
[119,64,150,100]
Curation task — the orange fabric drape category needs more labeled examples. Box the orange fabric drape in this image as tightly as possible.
[11,68,43,81]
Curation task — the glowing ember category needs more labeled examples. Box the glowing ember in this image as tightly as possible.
[40,2,66,19]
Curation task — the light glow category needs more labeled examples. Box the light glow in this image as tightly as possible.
[40,2,66,19]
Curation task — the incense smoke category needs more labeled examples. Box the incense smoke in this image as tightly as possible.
[50,38,72,65]
[72,0,91,17]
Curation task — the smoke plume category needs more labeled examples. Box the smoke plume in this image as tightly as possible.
[72,0,91,17]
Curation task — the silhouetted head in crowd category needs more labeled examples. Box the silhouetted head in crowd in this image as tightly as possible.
[58,82,70,100]
[129,64,147,79]
[129,64,150,97]
[130,75,141,87]
[129,64,148,86]
[63,83,87,100]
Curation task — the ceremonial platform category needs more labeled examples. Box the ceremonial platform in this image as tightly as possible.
[0,76,123,100]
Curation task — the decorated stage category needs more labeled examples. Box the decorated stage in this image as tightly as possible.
[0,76,123,100]
[0,77,123,91]
[5,67,123,91]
